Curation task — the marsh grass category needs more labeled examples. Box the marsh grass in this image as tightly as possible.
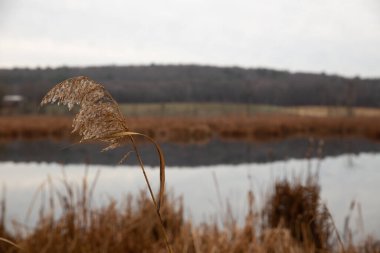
[3,115,380,143]
[0,76,379,252]
[262,173,334,251]
[0,171,378,252]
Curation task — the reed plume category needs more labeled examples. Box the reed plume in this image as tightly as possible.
[41,76,172,252]
[41,76,128,150]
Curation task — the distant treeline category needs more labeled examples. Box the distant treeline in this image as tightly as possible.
[1,64,380,107]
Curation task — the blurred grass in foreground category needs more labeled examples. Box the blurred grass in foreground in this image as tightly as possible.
[0,172,378,253]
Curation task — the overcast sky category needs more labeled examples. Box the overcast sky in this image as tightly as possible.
[0,0,379,77]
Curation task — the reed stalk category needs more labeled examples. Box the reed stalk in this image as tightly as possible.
[40,76,173,252]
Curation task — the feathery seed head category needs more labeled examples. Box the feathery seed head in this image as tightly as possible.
[41,76,167,217]
[41,76,129,150]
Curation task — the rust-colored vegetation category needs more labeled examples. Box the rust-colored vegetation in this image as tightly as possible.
[2,114,380,143]
[0,116,73,141]
[0,174,378,253]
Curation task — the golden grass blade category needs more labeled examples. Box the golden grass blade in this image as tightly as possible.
[324,204,346,253]
[128,136,173,253]
[110,131,166,211]
[0,237,22,250]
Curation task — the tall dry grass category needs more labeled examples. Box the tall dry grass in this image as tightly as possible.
[0,172,378,253]
[262,174,334,251]
[2,115,380,143]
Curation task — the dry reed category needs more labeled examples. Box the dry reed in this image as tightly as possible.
[39,76,170,252]
[0,172,378,253]
[3,114,380,143]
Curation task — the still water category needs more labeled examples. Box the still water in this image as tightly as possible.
[0,153,380,240]
[2,137,380,165]
[0,137,379,240]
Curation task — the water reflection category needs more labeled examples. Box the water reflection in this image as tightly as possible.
[1,137,380,166]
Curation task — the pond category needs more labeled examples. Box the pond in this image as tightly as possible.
[0,152,379,240]
[0,137,379,241]
[2,137,380,165]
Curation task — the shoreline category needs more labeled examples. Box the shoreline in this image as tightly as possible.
[1,114,380,143]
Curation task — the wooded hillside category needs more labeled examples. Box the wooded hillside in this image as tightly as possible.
[0,65,379,107]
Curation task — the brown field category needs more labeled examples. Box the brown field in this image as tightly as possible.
[0,116,73,140]
[118,103,380,118]
[1,114,380,143]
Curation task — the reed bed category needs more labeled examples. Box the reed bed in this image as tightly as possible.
[2,115,380,143]
[0,116,72,140]
[0,173,378,253]
[1,76,379,252]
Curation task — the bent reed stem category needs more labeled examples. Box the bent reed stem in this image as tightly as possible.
[0,237,23,250]
[40,76,173,252]
[129,136,173,253]
[111,131,166,211]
